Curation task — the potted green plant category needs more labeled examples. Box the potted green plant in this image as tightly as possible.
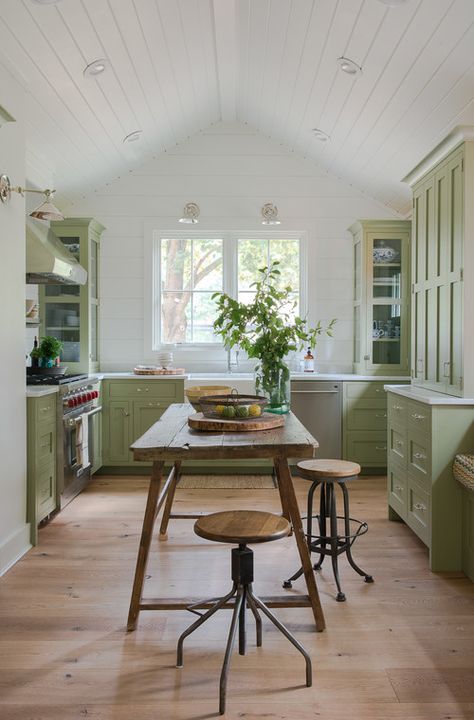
[213,262,336,413]
[38,336,63,368]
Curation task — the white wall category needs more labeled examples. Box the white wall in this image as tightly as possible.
[69,123,398,373]
[0,66,30,574]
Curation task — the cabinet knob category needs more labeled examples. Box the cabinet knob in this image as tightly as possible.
[413,452,426,460]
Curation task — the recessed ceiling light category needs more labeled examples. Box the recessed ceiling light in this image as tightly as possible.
[337,56,362,76]
[123,130,142,144]
[312,128,330,142]
[378,0,408,5]
[83,59,108,78]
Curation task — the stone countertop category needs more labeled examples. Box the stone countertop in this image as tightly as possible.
[94,372,188,380]
[188,372,411,382]
[385,384,474,405]
[26,386,59,398]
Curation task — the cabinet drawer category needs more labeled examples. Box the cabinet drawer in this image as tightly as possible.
[406,399,431,433]
[346,406,387,431]
[345,382,387,400]
[388,426,406,465]
[345,432,388,465]
[407,479,430,547]
[387,395,408,426]
[36,422,56,467]
[387,461,407,520]
[407,432,430,491]
[36,464,56,521]
[35,394,56,423]
[108,380,183,401]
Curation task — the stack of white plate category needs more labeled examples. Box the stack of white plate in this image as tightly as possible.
[156,351,173,369]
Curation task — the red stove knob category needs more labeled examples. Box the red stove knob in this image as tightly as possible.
[93,390,99,399]
[68,398,75,408]
[71,396,78,407]
[80,394,87,404]
[85,392,92,401]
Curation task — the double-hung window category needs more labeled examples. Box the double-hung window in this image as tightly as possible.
[152,232,304,349]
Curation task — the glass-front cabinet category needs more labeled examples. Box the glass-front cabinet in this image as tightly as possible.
[40,218,105,372]
[349,220,411,375]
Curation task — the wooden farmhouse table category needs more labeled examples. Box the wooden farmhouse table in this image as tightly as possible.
[127,403,326,632]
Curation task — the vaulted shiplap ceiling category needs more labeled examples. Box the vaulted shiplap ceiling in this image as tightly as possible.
[1,0,474,216]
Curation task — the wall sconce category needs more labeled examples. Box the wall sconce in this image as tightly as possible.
[261,203,281,225]
[179,202,200,224]
[0,174,64,221]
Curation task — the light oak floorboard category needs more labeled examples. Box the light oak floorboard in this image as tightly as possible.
[0,474,473,719]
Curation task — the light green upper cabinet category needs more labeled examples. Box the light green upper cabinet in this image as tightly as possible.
[349,220,411,376]
[408,144,465,396]
[39,218,105,373]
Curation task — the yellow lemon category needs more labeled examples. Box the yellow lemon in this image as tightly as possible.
[215,404,225,415]
[248,404,262,417]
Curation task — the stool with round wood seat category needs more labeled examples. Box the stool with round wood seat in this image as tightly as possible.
[283,459,373,602]
[176,510,312,715]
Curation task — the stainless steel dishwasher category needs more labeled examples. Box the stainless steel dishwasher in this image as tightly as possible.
[291,381,342,458]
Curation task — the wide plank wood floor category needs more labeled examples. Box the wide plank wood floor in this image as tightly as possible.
[1,473,473,719]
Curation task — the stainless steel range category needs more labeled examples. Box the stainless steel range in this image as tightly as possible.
[27,373,102,507]
[59,375,101,507]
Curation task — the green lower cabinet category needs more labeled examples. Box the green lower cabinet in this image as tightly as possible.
[387,390,473,571]
[102,380,184,468]
[461,487,474,581]
[91,410,102,475]
[27,394,58,545]
[343,381,400,469]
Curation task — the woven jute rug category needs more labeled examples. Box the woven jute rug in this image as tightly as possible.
[177,474,276,489]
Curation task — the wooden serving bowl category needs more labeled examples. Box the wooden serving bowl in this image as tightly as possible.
[185,385,232,410]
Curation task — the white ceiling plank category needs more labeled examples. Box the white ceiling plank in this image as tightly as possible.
[213,0,237,122]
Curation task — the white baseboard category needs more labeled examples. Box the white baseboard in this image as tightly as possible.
[0,523,31,576]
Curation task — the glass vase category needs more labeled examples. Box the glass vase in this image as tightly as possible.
[254,361,290,414]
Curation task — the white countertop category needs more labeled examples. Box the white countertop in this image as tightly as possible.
[96,372,188,380]
[188,372,411,382]
[26,386,59,398]
[385,384,474,405]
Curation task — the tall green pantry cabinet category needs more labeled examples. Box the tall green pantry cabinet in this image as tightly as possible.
[39,218,104,373]
[404,129,474,398]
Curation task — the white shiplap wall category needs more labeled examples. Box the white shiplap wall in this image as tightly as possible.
[69,123,398,372]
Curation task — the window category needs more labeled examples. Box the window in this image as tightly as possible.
[154,232,303,348]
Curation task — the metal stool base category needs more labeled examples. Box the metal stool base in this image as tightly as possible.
[177,544,312,715]
[283,477,374,601]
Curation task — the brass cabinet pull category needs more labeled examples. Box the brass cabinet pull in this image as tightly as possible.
[413,502,426,512]
[375,413,387,418]
[121,409,130,417]
[375,445,387,451]
[443,361,450,378]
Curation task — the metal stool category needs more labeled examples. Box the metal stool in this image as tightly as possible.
[283,459,373,602]
[177,510,312,715]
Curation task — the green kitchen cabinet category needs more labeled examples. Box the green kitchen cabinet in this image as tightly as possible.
[101,379,185,468]
[343,381,400,470]
[26,393,57,545]
[349,220,411,376]
[387,388,474,571]
[40,218,105,374]
[404,130,474,398]
[461,487,474,582]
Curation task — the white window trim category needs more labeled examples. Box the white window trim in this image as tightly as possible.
[143,222,308,363]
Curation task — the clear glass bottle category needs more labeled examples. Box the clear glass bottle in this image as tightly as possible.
[304,347,314,372]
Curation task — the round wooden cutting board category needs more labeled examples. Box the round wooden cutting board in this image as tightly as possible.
[188,412,285,432]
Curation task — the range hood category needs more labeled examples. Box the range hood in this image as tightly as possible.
[26,219,87,285]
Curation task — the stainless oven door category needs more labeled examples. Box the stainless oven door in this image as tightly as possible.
[62,406,102,506]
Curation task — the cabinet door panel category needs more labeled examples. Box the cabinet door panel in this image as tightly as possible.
[346,406,387,431]
[133,401,167,443]
[407,479,430,546]
[36,465,56,521]
[108,401,131,463]
[388,426,406,465]
[345,433,387,465]
[387,461,407,520]
[36,422,56,467]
